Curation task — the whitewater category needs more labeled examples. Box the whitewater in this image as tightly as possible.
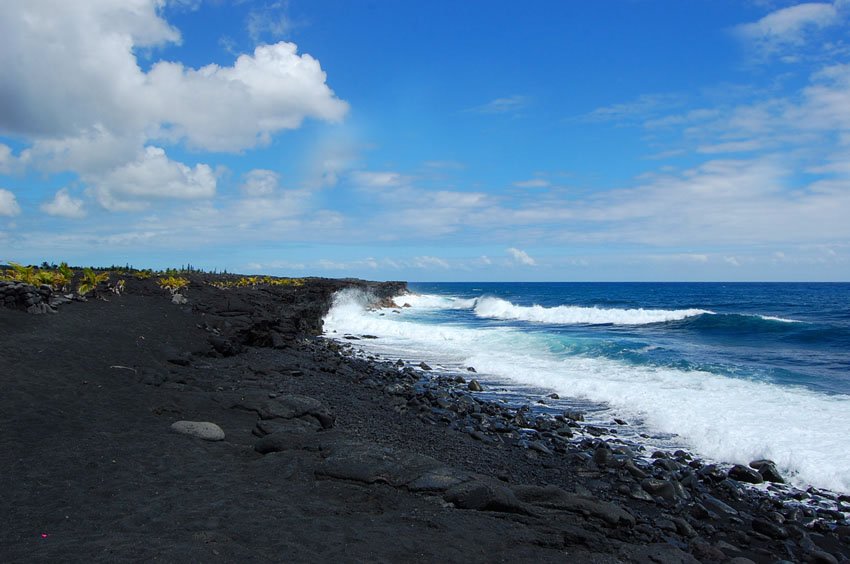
[324,282,850,493]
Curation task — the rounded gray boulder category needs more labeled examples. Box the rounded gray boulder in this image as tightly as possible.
[170,421,225,441]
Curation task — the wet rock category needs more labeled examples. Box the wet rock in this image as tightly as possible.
[749,459,784,483]
[564,410,585,422]
[673,517,696,537]
[702,494,739,517]
[751,518,788,539]
[641,478,678,502]
[624,459,648,479]
[729,464,764,484]
[529,440,552,455]
[467,379,483,392]
[418,362,432,371]
[547,393,559,399]
[698,464,726,483]
[585,425,608,437]
[593,445,612,466]
[629,486,654,502]
[170,421,225,441]
[808,550,839,564]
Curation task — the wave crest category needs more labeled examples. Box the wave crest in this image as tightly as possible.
[473,296,710,325]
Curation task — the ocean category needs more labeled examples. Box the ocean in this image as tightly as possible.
[322,282,850,493]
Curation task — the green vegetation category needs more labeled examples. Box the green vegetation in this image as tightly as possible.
[208,276,305,290]
[76,267,110,297]
[158,276,189,295]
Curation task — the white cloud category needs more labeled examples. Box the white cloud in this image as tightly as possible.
[735,2,846,60]
[351,171,412,189]
[246,1,291,42]
[240,169,280,196]
[467,95,528,114]
[0,1,348,173]
[41,188,86,219]
[86,146,216,211]
[513,178,551,188]
[583,93,683,124]
[0,189,21,217]
[724,256,741,266]
[507,247,536,266]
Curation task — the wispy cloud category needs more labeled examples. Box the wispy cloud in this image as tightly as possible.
[246,1,292,43]
[581,93,684,124]
[734,1,847,62]
[513,178,551,188]
[466,95,529,115]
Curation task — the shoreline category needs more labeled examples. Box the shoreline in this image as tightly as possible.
[1,274,848,562]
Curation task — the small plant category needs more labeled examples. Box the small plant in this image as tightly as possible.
[7,262,39,285]
[54,262,74,292]
[158,276,189,295]
[35,270,56,286]
[77,267,110,297]
[109,279,126,295]
[134,269,153,280]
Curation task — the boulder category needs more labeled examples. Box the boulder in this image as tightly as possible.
[728,464,764,484]
[170,421,225,441]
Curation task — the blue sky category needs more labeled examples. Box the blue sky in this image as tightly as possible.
[1,0,850,281]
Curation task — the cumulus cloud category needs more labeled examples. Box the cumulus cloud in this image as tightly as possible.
[0,0,348,194]
[85,146,216,211]
[145,42,348,151]
[41,188,86,219]
[0,189,21,217]
[507,247,536,266]
[240,169,280,197]
[735,2,846,60]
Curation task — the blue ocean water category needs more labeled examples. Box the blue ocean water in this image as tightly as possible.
[323,282,850,492]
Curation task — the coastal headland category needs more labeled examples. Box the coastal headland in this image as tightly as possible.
[1,272,848,563]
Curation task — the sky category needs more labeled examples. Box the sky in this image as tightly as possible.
[1,0,850,281]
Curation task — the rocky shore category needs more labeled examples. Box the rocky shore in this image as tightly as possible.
[1,274,848,563]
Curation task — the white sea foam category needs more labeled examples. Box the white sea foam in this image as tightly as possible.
[758,315,802,323]
[324,289,850,493]
[472,296,710,325]
[394,293,477,310]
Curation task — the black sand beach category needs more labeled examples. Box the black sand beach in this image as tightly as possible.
[1,274,848,563]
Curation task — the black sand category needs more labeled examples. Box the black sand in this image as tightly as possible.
[1,276,848,563]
